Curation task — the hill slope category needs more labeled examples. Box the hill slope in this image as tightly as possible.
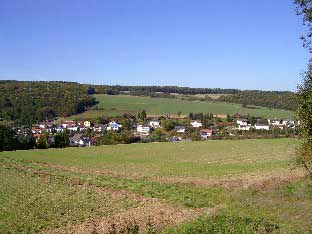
[69,94,295,120]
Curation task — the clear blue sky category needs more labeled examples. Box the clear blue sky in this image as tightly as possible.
[0,0,309,91]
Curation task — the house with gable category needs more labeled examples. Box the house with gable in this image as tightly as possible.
[149,120,161,129]
[175,126,186,133]
[200,129,213,139]
[106,121,122,131]
[137,125,151,136]
[190,120,202,128]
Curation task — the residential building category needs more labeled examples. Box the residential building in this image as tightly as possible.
[62,121,77,129]
[254,124,270,130]
[93,124,105,132]
[107,121,122,131]
[236,118,248,126]
[190,120,202,128]
[175,126,186,133]
[137,125,151,135]
[269,118,281,126]
[149,120,161,128]
[200,129,213,139]
[237,124,251,131]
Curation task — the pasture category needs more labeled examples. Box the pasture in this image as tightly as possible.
[1,138,311,233]
[69,95,295,120]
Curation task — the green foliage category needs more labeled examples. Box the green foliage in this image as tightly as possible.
[53,131,70,148]
[0,81,96,125]
[294,0,312,52]
[161,119,177,131]
[36,134,48,149]
[150,128,167,142]
[16,131,35,150]
[295,0,312,178]
[96,131,140,145]
[0,125,17,151]
[218,91,297,111]
[137,110,147,121]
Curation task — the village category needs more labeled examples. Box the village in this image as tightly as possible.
[20,112,298,148]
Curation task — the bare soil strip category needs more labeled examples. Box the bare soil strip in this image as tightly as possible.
[29,161,305,191]
[47,201,216,234]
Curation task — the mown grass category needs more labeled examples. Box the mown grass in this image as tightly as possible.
[0,164,136,233]
[167,215,280,234]
[167,180,312,234]
[1,138,299,180]
[1,138,311,233]
[0,156,227,209]
[70,94,294,119]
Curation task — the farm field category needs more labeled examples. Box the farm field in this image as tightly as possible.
[1,138,312,233]
[68,95,295,120]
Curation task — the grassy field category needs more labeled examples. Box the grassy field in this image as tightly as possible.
[1,138,311,233]
[68,95,295,120]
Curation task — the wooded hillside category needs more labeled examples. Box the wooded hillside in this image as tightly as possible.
[0,81,96,125]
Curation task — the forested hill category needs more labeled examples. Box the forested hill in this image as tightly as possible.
[0,81,297,125]
[218,91,296,111]
[0,81,96,125]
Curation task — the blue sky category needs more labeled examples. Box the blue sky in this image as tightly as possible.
[0,0,309,91]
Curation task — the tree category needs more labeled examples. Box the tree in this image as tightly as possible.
[54,131,69,148]
[0,125,17,151]
[150,128,167,142]
[36,134,48,149]
[295,0,312,178]
[138,110,147,121]
[226,114,233,122]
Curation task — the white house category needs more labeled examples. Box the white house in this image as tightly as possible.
[238,124,251,131]
[149,121,161,128]
[175,126,186,133]
[68,126,79,132]
[282,119,295,127]
[254,124,270,131]
[269,118,281,126]
[236,119,248,126]
[190,120,202,128]
[137,125,151,135]
[107,121,122,131]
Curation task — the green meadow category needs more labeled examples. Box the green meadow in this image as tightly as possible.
[68,95,295,120]
[1,138,312,233]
